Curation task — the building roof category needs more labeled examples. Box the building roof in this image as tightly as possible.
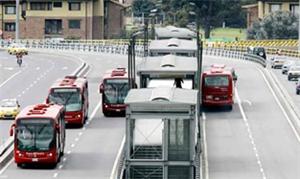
[137,55,197,76]
[149,38,197,52]
[155,26,196,40]
[125,87,197,105]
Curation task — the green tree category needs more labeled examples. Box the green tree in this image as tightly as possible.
[248,11,298,39]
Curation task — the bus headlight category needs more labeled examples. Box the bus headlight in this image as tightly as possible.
[48,153,53,157]
[77,114,81,118]
[206,95,213,100]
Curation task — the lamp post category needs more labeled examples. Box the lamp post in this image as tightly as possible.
[15,0,20,40]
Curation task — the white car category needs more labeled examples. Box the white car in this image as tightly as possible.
[282,60,294,74]
[287,65,300,81]
[271,56,286,69]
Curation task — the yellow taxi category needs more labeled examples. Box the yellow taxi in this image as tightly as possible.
[0,99,20,119]
[7,43,28,55]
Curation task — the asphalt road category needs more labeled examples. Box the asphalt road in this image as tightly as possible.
[1,51,300,179]
[203,56,300,179]
[0,51,127,179]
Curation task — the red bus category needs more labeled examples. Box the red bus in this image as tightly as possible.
[10,104,65,168]
[99,68,129,116]
[46,76,89,126]
[201,67,234,110]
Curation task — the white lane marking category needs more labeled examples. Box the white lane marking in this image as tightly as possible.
[4,67,13,71]
[36,67,40,70]
[62,66,68,70]
[0,176,8,178]
[71,144,75,148]
[87,100,102,123]
[22,91,25,94]
[244,100,252,106]
[53,173,58,178]
[75,137,79,142]
[0,159,13,175]
[202,112,209,179]
[78,132,83,136]
[33,81,37,84]
[0,70,22,88]
[67,150,71,155]
[58,165,63,169]
[110,136,125,179]
[235,87,267,179]
[258,68,300,143]
[63,157,67,162]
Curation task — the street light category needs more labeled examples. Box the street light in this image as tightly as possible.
[15,0,20,40]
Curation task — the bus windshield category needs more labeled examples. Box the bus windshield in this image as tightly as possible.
[104,79,129,104]
[16,118,54,152]
[204,76,229,87]
[49,88,82,112]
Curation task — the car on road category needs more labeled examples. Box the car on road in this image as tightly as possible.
[296,79,300,95]
[7,43,28,55]
[287,65,300,81]
[282,60,294,74]
[0,99,20,119]
[271,57,285,69]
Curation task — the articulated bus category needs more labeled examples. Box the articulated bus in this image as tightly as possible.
[46,76,89,127]
[99,68,129,116]
[10,104,65,167]
[137,55,197,89]
[201,67,234,110]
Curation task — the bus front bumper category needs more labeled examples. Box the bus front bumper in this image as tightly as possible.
[14,150,57,165]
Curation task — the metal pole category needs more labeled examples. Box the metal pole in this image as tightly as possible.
[15,0,20,40]
[298,0,300,53]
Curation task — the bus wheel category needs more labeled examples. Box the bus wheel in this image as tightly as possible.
[228,105,233,111]
[103,111,110,117]
[17,163,23,168]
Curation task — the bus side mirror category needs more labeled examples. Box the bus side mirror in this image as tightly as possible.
[56,124,60,133]
[10,124,16,136]
[99,84,104,93]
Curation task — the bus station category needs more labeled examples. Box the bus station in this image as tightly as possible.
[124,87,199,179]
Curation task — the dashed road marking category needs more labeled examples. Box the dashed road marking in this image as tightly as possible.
[4,67,13,71]
[235,87,267,179]
[53,173,58,178]
[67,150,71,155]
[58,165,63,169]
[71,144,75,148]
[36,67,40,70]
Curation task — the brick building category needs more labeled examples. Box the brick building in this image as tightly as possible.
[0,0,126,39]
[243,0,299,28]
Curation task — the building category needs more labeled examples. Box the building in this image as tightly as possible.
[243,0,299,28]
[0,0,126,39]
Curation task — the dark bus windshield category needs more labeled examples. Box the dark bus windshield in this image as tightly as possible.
[49,88,82,112]
[104,79,129,104]
[204,76,229,87]
[17,118,54,152]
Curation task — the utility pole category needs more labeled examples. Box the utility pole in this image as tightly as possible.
[15,0,20,40]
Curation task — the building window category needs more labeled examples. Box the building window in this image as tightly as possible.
[30,2,52,10]
[69,20,81,29]
[290,4,299,16]
[53,2,62,8]
[269,3,281,13]
[45,19,62,34]
[5,6,16,14]
[4,23,15,31]
[69,2,81,11]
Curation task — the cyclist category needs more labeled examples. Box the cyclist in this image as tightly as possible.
[16,52,23,67]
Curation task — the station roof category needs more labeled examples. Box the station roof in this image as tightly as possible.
[125,87,197,105]
[149,38,197,52]
[155,26,196,40]
[137,55,197,75]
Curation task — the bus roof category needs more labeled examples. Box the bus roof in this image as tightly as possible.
[102,68,128,80]
[137,55,197,76]
[50,76,87,90]
[155,26,196,40]
[149,38,197,52]
[16,104,63,121]
[203,68,232,76]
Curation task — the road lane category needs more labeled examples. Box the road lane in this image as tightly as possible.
[204,56,300,179]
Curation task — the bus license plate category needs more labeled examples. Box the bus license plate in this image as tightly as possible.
[215,97,220,101]
[116,109,121,112]
[32,158,38,162]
